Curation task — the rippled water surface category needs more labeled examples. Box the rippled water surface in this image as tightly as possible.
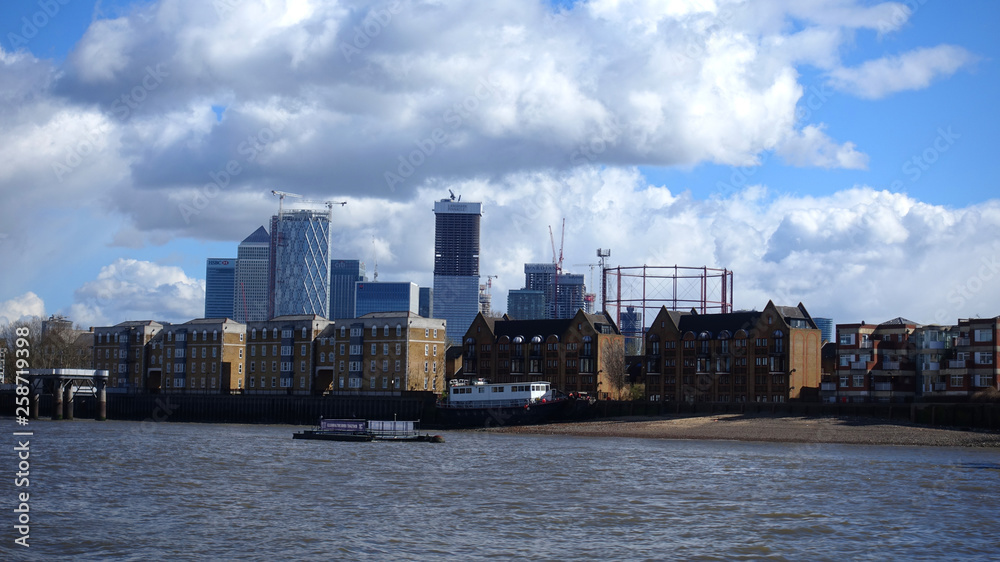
[5,420,999,560]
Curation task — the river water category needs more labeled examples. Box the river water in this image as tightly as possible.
[4,419,999,560]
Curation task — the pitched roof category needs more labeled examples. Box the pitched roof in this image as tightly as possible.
[241,225,270,244]
[878,317,921,327]
[677,311,761,335]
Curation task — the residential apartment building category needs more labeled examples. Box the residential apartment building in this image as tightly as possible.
[245,315,331,394]
[92,321,164,391]
[314,312,447,394]
[146,319,246,394]
[462,309,625,398]
[822,316,998,403]
[642,301,822,403]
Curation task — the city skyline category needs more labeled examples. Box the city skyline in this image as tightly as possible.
[1,0,999,329]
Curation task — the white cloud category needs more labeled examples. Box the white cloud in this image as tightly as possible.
[0,293,46,326]
[827,44,977,99]
[66,259,205,327]
[777,124,869,169]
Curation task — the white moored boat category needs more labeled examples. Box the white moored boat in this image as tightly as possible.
[440,379,562,409]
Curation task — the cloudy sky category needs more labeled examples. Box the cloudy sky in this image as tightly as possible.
[0,0,997,329]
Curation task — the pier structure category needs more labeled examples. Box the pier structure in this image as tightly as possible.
[26,369,109,421]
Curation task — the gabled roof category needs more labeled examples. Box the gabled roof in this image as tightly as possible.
[241,225,270,244]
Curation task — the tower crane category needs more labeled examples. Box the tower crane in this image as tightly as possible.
[548,218,565,317]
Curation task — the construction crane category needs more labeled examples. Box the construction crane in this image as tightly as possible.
[548,218,565,317]
[271,190,346,218]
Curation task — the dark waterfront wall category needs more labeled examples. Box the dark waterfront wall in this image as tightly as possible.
[2,392,998,430]
[0,391,438,426]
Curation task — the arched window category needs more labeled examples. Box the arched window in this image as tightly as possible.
[167,332,173,342]
[340,326,346,338]
[272,328,278,338]
[383,325,389,336]
[213,330,218,341]
[302,327,307,339]
[251,328,257,339]
[396,324,402,336]
[202,330,208,341]
[371,325,377,337]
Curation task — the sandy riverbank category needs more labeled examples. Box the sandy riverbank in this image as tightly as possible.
[483,414,1000,448]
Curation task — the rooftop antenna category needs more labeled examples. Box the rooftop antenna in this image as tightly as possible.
[371,235,379,282]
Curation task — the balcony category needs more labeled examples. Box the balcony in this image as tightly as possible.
[922,362,940,371]
[858,341,873,349]
[957,338,970,346]
[934,383,946,391]
[948,360,967,369]
[925,341,945,350]
[821,382,837,391]
[874,382,893,391]
[851,361,869,370]
[882,360,901,370]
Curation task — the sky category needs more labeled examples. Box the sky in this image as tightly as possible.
[0,0,998,330]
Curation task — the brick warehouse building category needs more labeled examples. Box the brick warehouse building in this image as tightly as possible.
[643,301,822,403]
[461,309,625,398]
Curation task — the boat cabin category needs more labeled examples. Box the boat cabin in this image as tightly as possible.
[446,380,554,408]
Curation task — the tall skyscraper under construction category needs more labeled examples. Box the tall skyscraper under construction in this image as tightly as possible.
[433,196,482,342]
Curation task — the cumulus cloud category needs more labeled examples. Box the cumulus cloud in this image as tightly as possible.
[67,259,205,327]
[777,124,869,169]
[0,293,46,326]
[827,44,978,99]
[0,0,991,330]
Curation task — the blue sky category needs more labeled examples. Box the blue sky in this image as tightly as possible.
[1,0,998,328]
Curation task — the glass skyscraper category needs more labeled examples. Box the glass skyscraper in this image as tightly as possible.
[330,259,366,319]
[270,209,332,318]
[233,226,270,323]
[433,199,482,342]
[524,263,586,319]
[355,281,419,317]
[204,258,235,318]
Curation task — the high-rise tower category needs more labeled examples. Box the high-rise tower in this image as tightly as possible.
[233,226,270,323]
[205,258,235,318]
[432,197,482,342]
[270,209,332,318]
[329,259,366,319]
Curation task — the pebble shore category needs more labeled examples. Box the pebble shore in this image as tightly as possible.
[484,414,1000,448]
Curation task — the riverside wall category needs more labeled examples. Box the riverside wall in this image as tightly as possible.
[2,392,998,430]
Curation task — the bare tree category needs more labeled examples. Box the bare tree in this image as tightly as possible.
[602,336,628,400]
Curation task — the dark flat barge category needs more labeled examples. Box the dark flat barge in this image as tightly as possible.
[293,419,444,443]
